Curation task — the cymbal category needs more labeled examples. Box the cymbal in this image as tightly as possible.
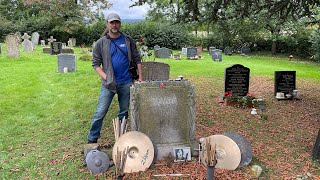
[113,131,154,173]
[200,134,241,170]
[85,150,110,175]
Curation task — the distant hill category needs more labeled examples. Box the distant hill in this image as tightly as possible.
[122,19,144,23]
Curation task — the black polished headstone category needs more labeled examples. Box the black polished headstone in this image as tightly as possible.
[274,71,296,96]
[187,47,197,59]
[224,64,250,96]
[50,42,62,55]
[312,129,320,159]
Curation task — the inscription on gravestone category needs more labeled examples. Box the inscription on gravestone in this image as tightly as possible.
[224,64,250,96]
[187,47,197,59]
[57,54,76,72]
[130,81,196,160]
[50,42,62,55]
[313,129,320,159]
[274,71,296,96]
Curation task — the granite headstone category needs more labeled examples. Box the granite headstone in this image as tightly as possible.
[274,71,296,96]
[187,47,197,59]
[224,64,250,96]
[57,54,76,72]
[155,47,172,58]
[50,42,62,55]
[142,62,170,81]
[212,49,222,61]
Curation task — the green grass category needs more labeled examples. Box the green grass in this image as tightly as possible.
[0,45,319,179]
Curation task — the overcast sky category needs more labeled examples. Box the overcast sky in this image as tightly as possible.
[102,0,150,19]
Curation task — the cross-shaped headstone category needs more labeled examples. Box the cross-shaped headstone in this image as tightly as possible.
[21,33,31,41]
[47,36,56,46]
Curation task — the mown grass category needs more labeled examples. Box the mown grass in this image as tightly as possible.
[0,44,319,179]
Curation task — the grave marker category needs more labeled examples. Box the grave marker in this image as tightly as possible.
[69,38,76,47]
[130,81,196,160]
[50,42,62,55]
[212,49,222,61]
[47,36,56,46]
[313,129,320,159]
[21,33,34,51]
[31,32,40,45]
[40,40,46,47]
[241,46,251,55]
[181,47,187,55]
[209,47,216,55]
[14,32,22,43]
[142,62,170,81]
[57,54,76,72]
[5,34,20,58]
[155,47,172,58]
[224,46,232,55]
[224,64,250,96]
[274,71,296,97]
[187,47,197,59]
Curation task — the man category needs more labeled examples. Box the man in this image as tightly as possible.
[87,13,143,143]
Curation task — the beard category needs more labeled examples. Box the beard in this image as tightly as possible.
[110,28,119,33]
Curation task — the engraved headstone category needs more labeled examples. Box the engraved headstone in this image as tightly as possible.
[181,47,187,55]
[5,34,20,58]
[313,129,320,159]
[47,36,56,46]
[187,47,197,59]
[241,46,251,55]
[212,49,222,61]
[155,47,172,58]
[31,32,40,45]
[224,46,232,55]
[142,62,170,81]
[274,71,296,97]
[50,42,62,55]
[69,38,76,47]
[224,64,250,96]
[21,33,34,51]
[130,80,196,160]
[57,54,76,72]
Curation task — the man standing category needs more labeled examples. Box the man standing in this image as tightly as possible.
[87,13,143,143]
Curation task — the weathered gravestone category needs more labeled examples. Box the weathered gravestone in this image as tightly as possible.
[313,129,320,159]
[225,64,250,96]
[50,42,62,55]
[274,71,296,97]
[14,32,22,43]
[212,49,222,61]
[155,47,172,58]
[40,40,46,47]
[197,46,202,55]
[21,33,34,51]
[209,47,216,55]
[62,43,67,48]
[154,45,160,51]
[5,34,20,58]
[181,47,187,55]
[241,46,251,55]
[224,46,232,55]
[31,32,40,46]
[57,54,76,72]
[130,81,196,160]
[69,38,76,47]
[47,36,56,46]
[142,62,170,81]
[67,40,72,47]
[187,47,197,59]
[62,48,74,54]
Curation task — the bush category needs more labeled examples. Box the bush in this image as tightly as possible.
[79,54,92,61]
[309,29,320,62]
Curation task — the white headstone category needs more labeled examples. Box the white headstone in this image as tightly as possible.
[40,40,46,47]
[31,32,40,45]
[21,33,34,51]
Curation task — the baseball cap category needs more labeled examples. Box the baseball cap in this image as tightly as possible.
[107,13,121,22]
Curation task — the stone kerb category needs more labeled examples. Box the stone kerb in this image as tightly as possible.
[130,80,196,160]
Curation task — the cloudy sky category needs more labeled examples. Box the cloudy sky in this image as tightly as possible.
[102,0,150,19]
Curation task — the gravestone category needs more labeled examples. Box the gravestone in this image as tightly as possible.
[43,47,51,54]
[313,129,320,159]
[62,48,74,54]
[57,54,76,72]
[197,46,202,55]
[67,40,72,47]
[14,32,22,43]
[47,36,56,46]
[69,38,76,47]
[31,32,40,45]
[187,47,197,59]
[274,71,296,97]
[5,34,20,58]
[241,46,251,55]
[130,80,196,160]
[181,48,187,55]
[212,49,222,61]
[62,43,67,48]
[155,47,172,58]
[209,47,216,55]
[40,40,46,47]
[50,42,62,55]
[154,45,160,50]
[224,46,232,55]
[224,64,250,96]
[142,62,170,81]
[21,33,34,51]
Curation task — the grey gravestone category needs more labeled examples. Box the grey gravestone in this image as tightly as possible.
[67,40,72,47]
[313,129,320,159]
[62,43,67,48]
[5,34,20,58]
[154,45,160,50]
[274,71,296,97]
[21,33,34,51]
[40,40,46,47]
[130,80,196,160]
[47,36,56,46]
[209,47,216,55]
[241,46,251,55]
[142,62,170,81]
[69,38,76,47]
[187,47,197,59]
[14,32,22,43]
[225,64,250,96]
[62,48,74,54]
[212,49,222,61]
[224,46,232,55]
[181,48,187,55]
[31,32,40,45]
[57,54,76,72]
[155,47,172,58]
[50,42,62,55]
[43,47,51,54]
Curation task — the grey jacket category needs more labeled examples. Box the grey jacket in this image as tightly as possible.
[92,33,141,91]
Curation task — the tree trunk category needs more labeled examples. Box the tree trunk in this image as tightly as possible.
[272,40,277,55]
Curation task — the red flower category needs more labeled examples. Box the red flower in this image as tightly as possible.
[139,37,143,43]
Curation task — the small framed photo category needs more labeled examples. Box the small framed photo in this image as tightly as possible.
[173,147,191,162]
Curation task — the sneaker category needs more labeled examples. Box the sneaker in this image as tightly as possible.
[87,139,97,144]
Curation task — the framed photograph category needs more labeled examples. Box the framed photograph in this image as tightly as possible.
[173,147,191,162]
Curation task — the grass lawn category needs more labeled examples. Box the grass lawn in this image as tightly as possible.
[0,45,319,179]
